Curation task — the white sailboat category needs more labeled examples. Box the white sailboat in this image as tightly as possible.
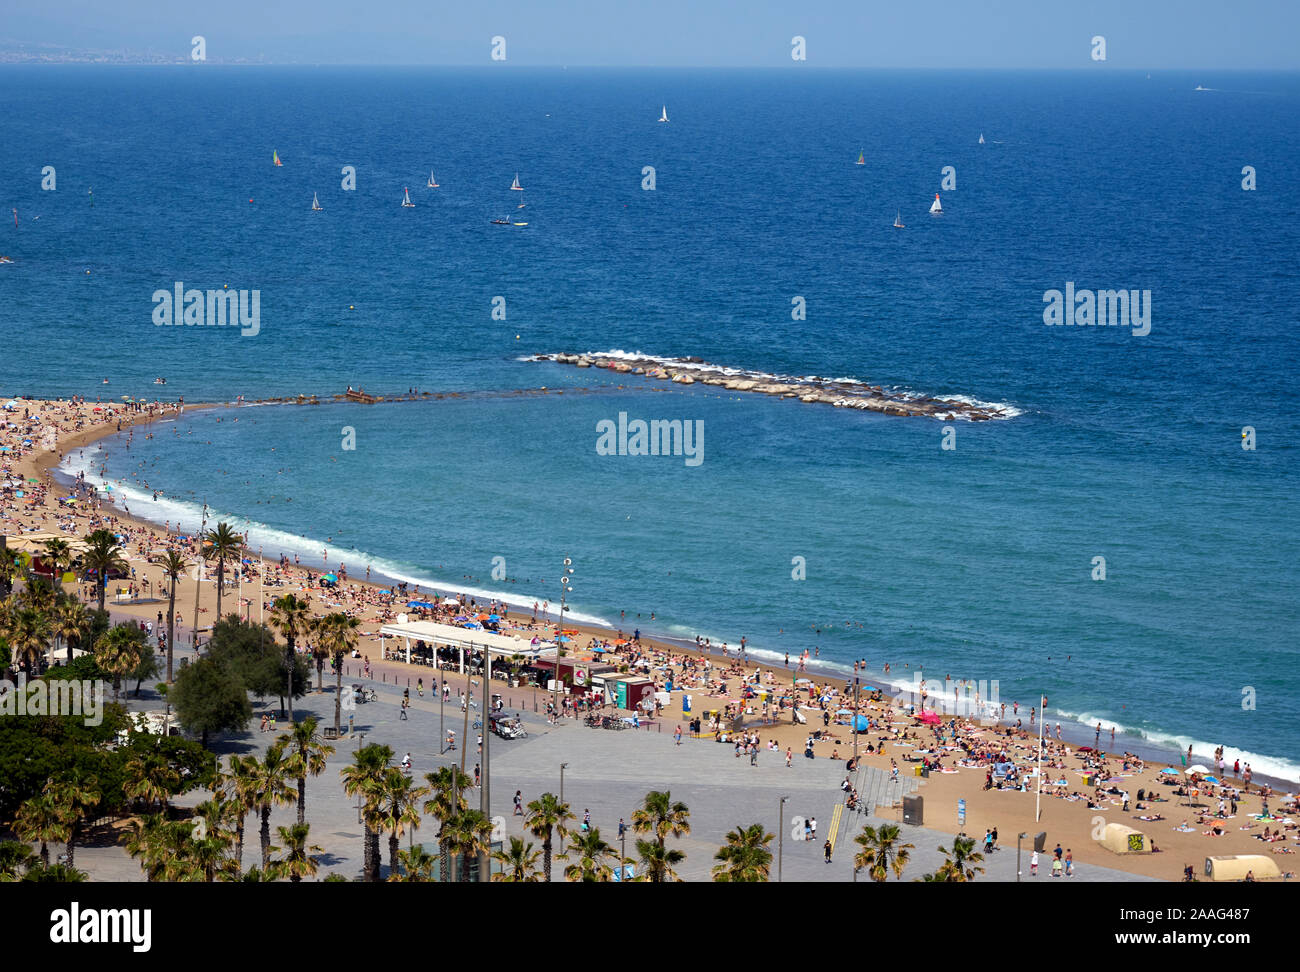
[517,191,526,209]
[311,192,323,212]
[659,105,669,123]
[894,210,905,229]
[402,187,415,208]
[978,133,985,144]
[929,193,943,216]
[427,170,439,188]
[510,173,523,191]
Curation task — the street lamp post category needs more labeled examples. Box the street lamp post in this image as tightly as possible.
[778,795,788,882]
[480,648,491,882]
[853,663,860,768]
[1017,832,1026,882]
[552,558,573,725]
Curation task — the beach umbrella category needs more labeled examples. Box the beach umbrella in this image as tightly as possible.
[795,678,812,685]
[1203,775,1221,784]
[853,715,870,732]
[1186,765,1210,775]
[916,710,942,725]
[377,589,392,595]
[862,685,878,692]
[322,573,338,582]
[1160,768,1180,775]
[591,646,606,653]
[836,708,854,715]
[488,614,500,622]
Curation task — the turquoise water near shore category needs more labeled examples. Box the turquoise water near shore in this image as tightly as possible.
[3,66,1298,779]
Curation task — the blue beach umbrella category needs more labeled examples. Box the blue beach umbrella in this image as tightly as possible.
[1159,768,1179,775]
[853,715,870,732]
[322,573,338,582]
[377,589,392,595]
[1203,775,1221,784]
[488,614,500,622]
[407,599,435,608]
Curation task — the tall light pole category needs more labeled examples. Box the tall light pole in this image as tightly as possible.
[778,795,788,882]
[1017,832,1026,882]
[553,558,573,724]
[192,501,207,653]
[852,662,860,768]
[480,646,491,882]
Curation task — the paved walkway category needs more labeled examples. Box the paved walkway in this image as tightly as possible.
[68,649,1156,881]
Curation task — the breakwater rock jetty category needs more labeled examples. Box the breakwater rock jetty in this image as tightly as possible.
[527,352,1019,421]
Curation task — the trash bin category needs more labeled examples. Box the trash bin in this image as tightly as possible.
[914,765,924,777]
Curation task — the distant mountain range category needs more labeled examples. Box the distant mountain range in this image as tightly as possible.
[0,39,267,64]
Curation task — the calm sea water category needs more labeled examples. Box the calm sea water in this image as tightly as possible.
[4,66,1298,778]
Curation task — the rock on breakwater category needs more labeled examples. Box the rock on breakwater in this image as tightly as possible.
[528,352,1016,421]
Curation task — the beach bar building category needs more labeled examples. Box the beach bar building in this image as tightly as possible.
[378,619,557,673]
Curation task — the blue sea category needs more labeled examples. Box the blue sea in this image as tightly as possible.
[3,66,1298,779]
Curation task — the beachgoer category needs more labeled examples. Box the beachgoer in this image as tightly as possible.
[1030,850,1039,876]
[824,839,833,863]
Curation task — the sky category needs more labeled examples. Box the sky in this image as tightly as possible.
[2,0,1298,68]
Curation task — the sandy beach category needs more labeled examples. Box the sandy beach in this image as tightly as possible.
[4,394,1296,882]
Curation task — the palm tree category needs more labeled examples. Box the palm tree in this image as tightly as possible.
[631,789,691,877]
[934,836,985,882]
[491,836,543,882]
[46,772,101,871]
[247,741,297,871]
[81,529,128,613]
[217,756,260,872]
[524,792,574,882]
[341,743,393,882]
[374,767,427,878]
[313,612,360,733]
[202,522,243,620]
[124,752,180,815]
[125,815,188,882]
[268,823,322,882]
[635,839,685,882]
[852,823,914,882]
[712,823,774,881]
[41,538,73,593]
[281,716,335,825]
[442,809,493,883]
[96,624,147,701]
[563,827,616,882]
[0,841,38,881]
[51,597,90,667]
[14,791,70,868]
[2,604,50,674]
[186,796,239,882]
[423,765,473,883]
[0,554,17,600]
[159,550,189,682]
[268,593,312,724]
[391,846,438,882]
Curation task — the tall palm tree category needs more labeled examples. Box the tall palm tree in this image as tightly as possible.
[712,823,774,882]
[2,605,50,674]
[635,839,685,882]
[853,823,914,882]
[159,550,189,682]
[202,523,243,620]
[41,538,73,592]
[186,796,239,882]
[217,755,260,872]
[125,815,186,882]
[247,742,297,871]
[0,554,17,601]
[631,789,691,862]
[934,836,985,882]
[524,792,574,882]
[491,837,543,882]
[51,597,90,667]
[281,715,335,825]
[14,792,70,868]
[268,593,312,724]
[96,624,147,701]
[81,529,128,613]
[341,743,393,882]
[124,752,180,815]
[424,766,473,883]
[268,823,322,882]
[442,809,493,883]
[374,767,427,878]
[46,772,101,871]
[563,827,616,882]
[391,846,438,882]
[317,612,361,733]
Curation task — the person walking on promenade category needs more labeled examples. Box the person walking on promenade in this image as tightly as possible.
[785,747,793,768]
[824,839,833,863]
[674,725,682,746]
[514,790,523,816]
